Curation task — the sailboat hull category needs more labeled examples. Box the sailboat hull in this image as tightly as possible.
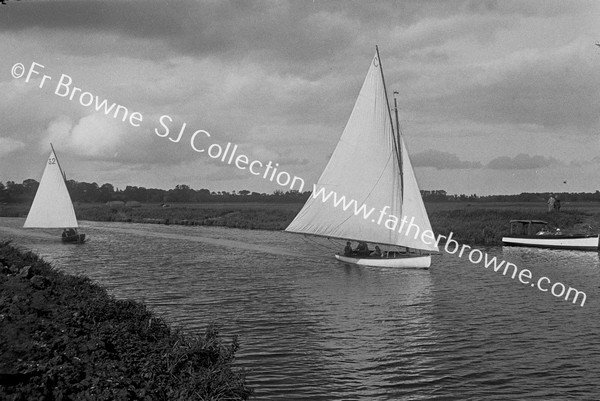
[335,254,431,269]
[502,234,599,250]
[61,234,86,244]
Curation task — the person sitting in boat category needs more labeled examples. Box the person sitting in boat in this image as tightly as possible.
[371,246,382,258]
[355,241,370,256]
[344,241,353,256]
[64,228,77,237]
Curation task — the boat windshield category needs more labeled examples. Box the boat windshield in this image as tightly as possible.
[510,221,549,235]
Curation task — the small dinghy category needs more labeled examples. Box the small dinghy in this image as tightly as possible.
[24,144,87,244]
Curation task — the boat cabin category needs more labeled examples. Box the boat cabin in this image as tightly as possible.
[509,220,549,236]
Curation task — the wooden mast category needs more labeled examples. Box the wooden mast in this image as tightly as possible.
[375,45,403,202]
[49,143,67,182]
[393,92,404,197]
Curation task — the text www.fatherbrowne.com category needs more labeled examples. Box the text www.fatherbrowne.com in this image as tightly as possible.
[12,61,587,307]
[311,184,588,307]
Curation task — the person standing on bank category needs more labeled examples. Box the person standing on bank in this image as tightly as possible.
[548,194,555,212]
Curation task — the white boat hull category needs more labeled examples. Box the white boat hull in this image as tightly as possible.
[502,235,599,251]
[335,254,431,269]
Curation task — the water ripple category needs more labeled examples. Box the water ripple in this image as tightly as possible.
[1,218,599,399]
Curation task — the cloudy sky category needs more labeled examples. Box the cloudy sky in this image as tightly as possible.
[1,0,599,195]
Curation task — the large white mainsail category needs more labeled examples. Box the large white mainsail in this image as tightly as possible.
[286,49,437,253]
[24,148,79,228]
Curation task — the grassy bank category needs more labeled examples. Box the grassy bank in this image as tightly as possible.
[3,201,600,246]
[80,202,301,230]
[0,241,252,400]
[0,202,302,230]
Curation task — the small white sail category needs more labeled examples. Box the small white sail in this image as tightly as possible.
[286,50,437,253]
[24,149,78,228]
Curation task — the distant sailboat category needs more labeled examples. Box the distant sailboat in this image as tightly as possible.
[286,47,437,268]
[24,144,86,243]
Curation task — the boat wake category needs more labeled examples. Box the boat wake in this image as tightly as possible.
[1,219,319,260]
[97,226,308,258]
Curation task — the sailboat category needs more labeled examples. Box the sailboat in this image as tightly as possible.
[24,144,86,243]
[285,47,438,268]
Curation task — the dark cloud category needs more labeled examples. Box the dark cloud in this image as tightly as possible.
[411,149,482,169]
[0,1,534,71]
[486,153,561,170]
[0,1,358,66]
[410,43,600,132]
[0,1,186,37]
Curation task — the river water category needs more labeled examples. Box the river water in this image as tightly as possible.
[1,217,599,400]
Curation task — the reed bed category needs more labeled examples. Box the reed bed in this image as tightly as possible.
[73,203,302,231]
[3,201,600,245]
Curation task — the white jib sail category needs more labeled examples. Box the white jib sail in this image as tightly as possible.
[23,149,79,228]
[286,51,438,253]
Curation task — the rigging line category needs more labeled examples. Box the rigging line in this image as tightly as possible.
[359,151,396,202]
[49,143,67,183]
[327,237,345,248]
[328,238,354,254]
[303,235,339,253]
[375,46,403,195]
[393,92,404,197]
[326,152,398,235]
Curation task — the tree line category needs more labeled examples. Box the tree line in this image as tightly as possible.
[0,180,310,204]
[1,179,599,204]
